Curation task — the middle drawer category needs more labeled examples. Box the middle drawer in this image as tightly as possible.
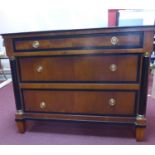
[19,54,140,82]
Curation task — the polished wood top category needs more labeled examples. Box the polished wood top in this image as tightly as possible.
[1,25,155,37]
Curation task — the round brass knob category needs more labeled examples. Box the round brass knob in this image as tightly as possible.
[40,101,46,109]
[36,65,43,73]
[32,40,40,48]
[111,36,119,45]
[108,98,116,106]
[109,64,117,72]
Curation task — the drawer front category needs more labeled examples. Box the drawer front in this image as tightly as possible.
[13,32,143,52]
[19,54,140,82]
[23,90,136,115]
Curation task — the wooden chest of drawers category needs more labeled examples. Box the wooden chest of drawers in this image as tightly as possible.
[2,26,155,141]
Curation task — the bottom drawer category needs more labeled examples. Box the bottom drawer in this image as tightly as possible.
[23,90,136,115]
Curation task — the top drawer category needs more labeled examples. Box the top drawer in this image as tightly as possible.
[13,32,143,52]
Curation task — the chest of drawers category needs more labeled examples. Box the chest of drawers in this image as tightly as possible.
[2,26,155,141]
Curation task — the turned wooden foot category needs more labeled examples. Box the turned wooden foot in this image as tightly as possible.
[16,121,26,133]
[136,127,145,141]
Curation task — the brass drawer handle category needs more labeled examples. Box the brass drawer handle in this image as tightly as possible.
[40,101,46,109]
[32,40,40,48]
[36,65,43,73]
[111,36,119,45]
[109,64,117,72]
[108,98,116,106]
